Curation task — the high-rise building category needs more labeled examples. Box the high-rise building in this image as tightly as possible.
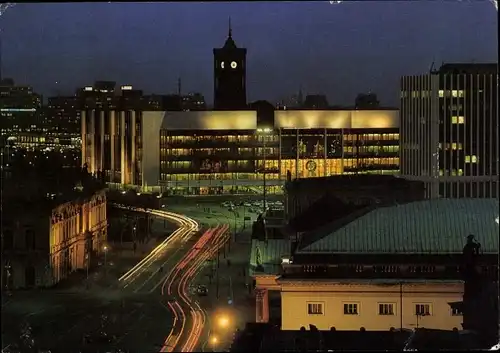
[47,96,80,134]
[182,92,206,111]
[355,92,380,109]
[0,79,43,146]
[400,63,498,198]
[213,20,247,110]
[303,94,329,109]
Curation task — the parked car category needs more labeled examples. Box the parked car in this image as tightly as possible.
[197,285,208,296]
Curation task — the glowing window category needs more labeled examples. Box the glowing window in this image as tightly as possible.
[451,116,465,124]
[438,90,444,98]
[451,90,464,98]
[465,155,478,163]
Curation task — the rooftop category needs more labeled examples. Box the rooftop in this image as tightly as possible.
[249,239,291,277]
[297,199,499,255]
[285,174,420,192]
[230,324,412,352]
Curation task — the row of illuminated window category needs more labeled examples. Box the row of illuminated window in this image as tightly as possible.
[439,142,463,150]
[162,157,399,168]
[163,146,399,156]
[161,133,399,143]
[163,135,257,143]
[439,169,464,176]
[307,302,460,317]
[344,146,399,153]
[401,90,465,99]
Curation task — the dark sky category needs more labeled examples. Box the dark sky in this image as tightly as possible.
[2,1,497,106]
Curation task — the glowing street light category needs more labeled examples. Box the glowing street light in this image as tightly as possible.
[217,315,230,329]
[210,335,218,346]
[103,245,109,267]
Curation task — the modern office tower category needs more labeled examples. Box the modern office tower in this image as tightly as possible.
[400,63,498,199]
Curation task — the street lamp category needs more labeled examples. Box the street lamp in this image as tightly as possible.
[256,127,273,209]
[217,315,230,329]
[210,335,218,350]
[103,245,108,268]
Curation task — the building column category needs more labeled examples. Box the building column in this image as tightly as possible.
[120,111,127,185]
[255,288,269,323]
[89,111,96,174]
[110,110,116,183]
[81,111,87,167]
[131,110,137,186]
[99,111,105,172]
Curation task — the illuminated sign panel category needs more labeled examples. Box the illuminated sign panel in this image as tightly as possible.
[274,110,399,129]
[0,108,36,112]
[84,86,93,91]
[121,85,133,90]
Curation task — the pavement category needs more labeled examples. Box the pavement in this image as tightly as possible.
[2,201,258,353]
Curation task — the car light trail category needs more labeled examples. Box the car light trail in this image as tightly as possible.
[160,224,230,352]
[115,205,199,284]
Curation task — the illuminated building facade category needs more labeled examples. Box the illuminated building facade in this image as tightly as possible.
[2,190,107,289]
[401,63,498,199]
[83,109,400,195]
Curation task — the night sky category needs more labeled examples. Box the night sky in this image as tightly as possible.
[2,1,497,106]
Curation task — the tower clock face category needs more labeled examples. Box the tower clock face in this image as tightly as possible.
[231,61,238,69]
[220,61,225,69]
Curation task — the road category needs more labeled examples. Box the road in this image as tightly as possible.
[2,207,200,353]
[117,208,199,294]
[160,225,230,352]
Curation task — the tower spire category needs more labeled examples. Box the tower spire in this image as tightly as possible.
[228,17,232,38]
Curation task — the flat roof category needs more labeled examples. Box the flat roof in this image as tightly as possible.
[278,278,463,285]
[249,239,291,276]
[144,110,258,130]
[275,109,399,129]
[142,109,399,131]
[298,199,499,255]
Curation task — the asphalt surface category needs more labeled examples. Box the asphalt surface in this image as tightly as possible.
[2,201,255,353]
[1,210,199,353]
[162,225,231,352]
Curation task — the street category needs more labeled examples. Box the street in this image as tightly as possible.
[2,201,256,353]
[160,225,230,352]
[1,208,200,353]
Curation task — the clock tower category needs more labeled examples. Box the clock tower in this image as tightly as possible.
[213,19,247,110]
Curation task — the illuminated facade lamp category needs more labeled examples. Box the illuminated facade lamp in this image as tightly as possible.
[84,86,93,91]
[281,257,292,265]
[257,127,272,133]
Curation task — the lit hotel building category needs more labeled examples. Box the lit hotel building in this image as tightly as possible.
[400,63,498,199]
[82,109,400,195]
